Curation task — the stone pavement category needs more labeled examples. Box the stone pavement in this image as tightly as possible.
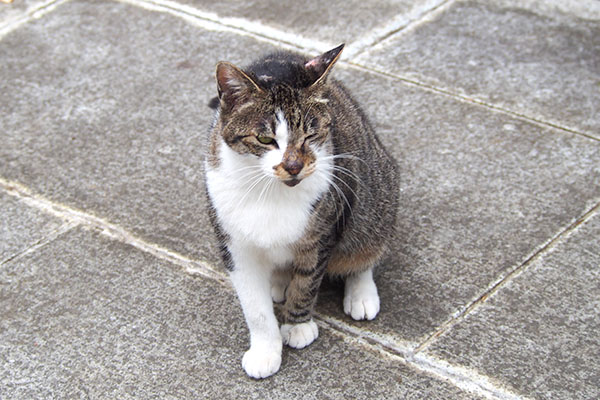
[1,0,599,398]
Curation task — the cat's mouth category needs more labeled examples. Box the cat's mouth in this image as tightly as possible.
[283,178,302,187]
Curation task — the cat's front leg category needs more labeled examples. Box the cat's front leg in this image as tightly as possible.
[280,249,327,349]
[229,244,282,379]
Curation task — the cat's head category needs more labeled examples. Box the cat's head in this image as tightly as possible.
[212,44,344,187]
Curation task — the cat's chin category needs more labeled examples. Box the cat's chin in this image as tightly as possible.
[283,178,301,187]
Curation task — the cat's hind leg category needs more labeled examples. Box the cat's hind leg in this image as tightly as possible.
[343,268,380,320]
[270,268,292,303]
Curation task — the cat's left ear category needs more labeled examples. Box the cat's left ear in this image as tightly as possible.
[305,43,345,87]
[216,61,264,111]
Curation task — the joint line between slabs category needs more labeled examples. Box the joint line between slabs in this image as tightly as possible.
[0,178,227,283]
[127,0,599,143]
[345,0,456,59]
[316,315,527,400]
[0,0,70,38]
[0,221,78,266]
[414,199,600,354]
[345,62,599,142]
[118,0,329,54]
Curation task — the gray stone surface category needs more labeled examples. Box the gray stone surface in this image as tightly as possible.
[0,0,278,263]
[317,67,600,344]
[427,211,600,399]
[356,0,600,138]
[2,0,600,397]
[0,227,477,399]
[2,0,599,351]
[0,191,64,263]
[495,0,600,21]
[177,0,444,49]
[0,0,50,25]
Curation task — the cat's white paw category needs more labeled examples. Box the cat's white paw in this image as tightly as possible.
[344,292,380,320]
[344,270,380,320]
[242,346,282,379]
[280,320,319,349]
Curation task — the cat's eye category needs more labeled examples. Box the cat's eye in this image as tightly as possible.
[257,135,276,145]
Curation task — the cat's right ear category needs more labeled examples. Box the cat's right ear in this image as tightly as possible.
[216,62,263,111]
[305,44,345,87]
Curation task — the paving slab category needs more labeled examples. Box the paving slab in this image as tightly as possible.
[356,0,600,138]
[2,0,600,350]
[317,68,600,344]
[172,0,445,51]
[0,191,65,264]
[494,0,600,21]
[0,0,280,263]
[426,210,600,399]
[0,0,51,26]
[0,226,479,399]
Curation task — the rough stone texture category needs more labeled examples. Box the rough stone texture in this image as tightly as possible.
[2,0,599,350]
[0,191,64,263]
[0,0,278,263]
[0,0,50,25]
[0,227,477,399]
[495,0,600,20]
[1,0,600,398]
[175,0,445,49]
[317,67,600,344]
[427,211,600,399]
[356,0,600,138]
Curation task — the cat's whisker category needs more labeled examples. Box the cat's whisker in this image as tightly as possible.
[328,180,351,229]
[325,180,342,222]
[236,173,270,209]
[235,164,266,174]
[330,173,360,205]
[237,168,266,181]
[257,176,275,204]
[321,153,370,168]
[324,175,353,218]
[331,165,364,187]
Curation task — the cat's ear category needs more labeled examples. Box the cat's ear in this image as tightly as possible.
[305,43,345,87]
[215,62,264,111]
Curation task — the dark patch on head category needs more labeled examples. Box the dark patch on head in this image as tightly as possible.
[211,45,343,163]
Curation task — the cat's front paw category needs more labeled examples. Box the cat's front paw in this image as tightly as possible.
[280,319,319,349]
[242,346,282,379]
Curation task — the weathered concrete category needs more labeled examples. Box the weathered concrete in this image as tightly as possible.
[0,227,478,399]
[0,191,64,263]
[1,0,599,398]
[428,211,600,398]
[355,0,600,137]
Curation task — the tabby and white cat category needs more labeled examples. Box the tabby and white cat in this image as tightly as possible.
[205,44,399,379]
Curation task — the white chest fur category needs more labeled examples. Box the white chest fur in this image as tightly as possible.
[205,138,332,252]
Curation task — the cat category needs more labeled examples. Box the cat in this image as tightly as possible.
[204,44,399,379]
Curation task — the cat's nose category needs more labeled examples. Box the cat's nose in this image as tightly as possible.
[284,159,303,176]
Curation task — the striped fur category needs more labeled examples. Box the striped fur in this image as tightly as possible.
[204,44,399,379]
